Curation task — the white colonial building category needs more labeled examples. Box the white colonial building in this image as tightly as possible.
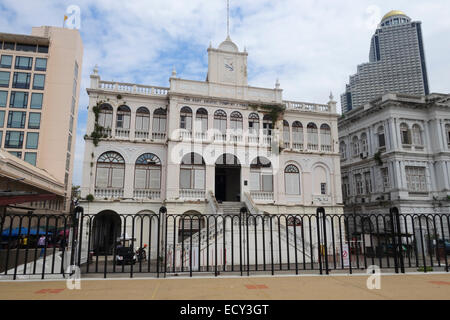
[79,36,343,263]
[339,92,450,215]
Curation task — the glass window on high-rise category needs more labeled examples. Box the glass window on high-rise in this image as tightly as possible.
[28,112,41,129]
[15,56,33,70]
[0,71,10,87]
[7,111,26,128]
[24,152,37,166]
[30,93,43,109]
[5,131,24,148]
[0,55,12,68]
[0,131,2,146]
[35,58,47,71]
[33,74,45,90]
[9,91,28,108]
[0,91,7,107]
[0,110,4,127]
[12,72,31,89]
[26,132,39,149]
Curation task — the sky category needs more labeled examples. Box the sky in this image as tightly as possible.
[0,0,449,186]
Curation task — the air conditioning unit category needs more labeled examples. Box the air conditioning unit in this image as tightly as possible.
[360,152,368,159]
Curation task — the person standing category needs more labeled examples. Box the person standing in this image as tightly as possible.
[38,235,46,257]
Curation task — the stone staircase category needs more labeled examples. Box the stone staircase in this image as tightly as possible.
[218,202,247,215]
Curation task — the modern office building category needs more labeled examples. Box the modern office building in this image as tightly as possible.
[339,92,450,216]
[341,10,430,113]
[0,26,83,211]
[79,35,343,257]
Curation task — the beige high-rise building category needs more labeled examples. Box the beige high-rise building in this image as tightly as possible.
[0,26,83,211]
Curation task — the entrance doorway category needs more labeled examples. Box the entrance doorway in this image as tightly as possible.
[215,154,241,202]
[92,210,121,255]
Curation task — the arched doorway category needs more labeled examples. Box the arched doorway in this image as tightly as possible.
[215,154,241,202]
[92,210,121,255]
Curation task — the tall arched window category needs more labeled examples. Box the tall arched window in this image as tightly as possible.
[446,124,450,148]
[152,108,167,139]
[377,126,386,148]
[283,120,290,148]
[263,115,273,136]
[214,110,227,140]
[250,157,273,193]
[230,111,243,131]
[96,152,125,189]
[116,105,131,130]
[361,132,368,153]
[180,153,205,190]
[135,107,150,137]
[178,211,205,243]
[195,108,208,136]
[352,136,360,157]
[400,123,411,145]
[292,121,303,150]
[180,107,192,131]
[134,153,161,190]
[340,141,347,160]
[285,165,300,195]
[320,124,332,152]
[97,103,113,130]
[248,113,260,135]
[412,124,423,146]
[307,123,318,150]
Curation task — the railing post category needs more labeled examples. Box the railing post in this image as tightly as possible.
[389,207,400,274]
[319,207,329,275]
[393,208,405,274]
[316,209,323,275]
[72,207,83,270]
[158,206,167,278]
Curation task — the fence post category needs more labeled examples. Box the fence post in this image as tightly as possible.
[319,208,329,275]
[72,207,83,270]
[393,208,405,274]
[389,207,404,274]
[158,206,167,278]
[316,209,323,275]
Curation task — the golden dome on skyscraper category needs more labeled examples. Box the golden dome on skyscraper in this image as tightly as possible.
[381,10,407,22]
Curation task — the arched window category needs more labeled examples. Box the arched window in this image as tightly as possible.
[352,136,360,157]
[361,132,368,153]
[412,124,423,146]
[320,124,332,152]
[116,105,131,129]
[250,157,273,192]
[307,123,318,150]
[292,121,303,150]
[136,107,150,133]
[263,115,273,136]
[340,141,347,160]
[180,107,192,131]
[195,108,208,132]
[180,153,205,190]
[153,108,167,137]
[97,104,113,128]
[313,165,328,195]
[96,152,125,189]
[283,120,290,148]
[377,126,386,148]
[178,211,205,243]
[248,113,260,135]
[285,165,300,195]
[446,124,450,148]
[214,110,227,140]
[134,153,161,190]
[400,123,411,145]
[230,111,243,131]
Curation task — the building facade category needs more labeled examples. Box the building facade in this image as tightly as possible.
[79,37,343,254]
[0,26,83,211]
[339,93,450,216]
[341,10,430,113]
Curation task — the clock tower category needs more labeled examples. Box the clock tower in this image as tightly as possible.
[207,36,248,86]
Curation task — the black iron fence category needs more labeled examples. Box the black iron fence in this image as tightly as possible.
[1,207,449,279]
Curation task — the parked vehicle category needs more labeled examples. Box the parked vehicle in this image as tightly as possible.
[136,245,147,262]
[115,247,136,265]
[433,239,450,254]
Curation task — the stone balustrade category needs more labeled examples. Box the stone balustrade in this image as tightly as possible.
[98,80,169,97]
[95,188,124,199]
[250,191,274,202]
[284,100,330,113]
[180,189,206,200]
[134,189,161,200]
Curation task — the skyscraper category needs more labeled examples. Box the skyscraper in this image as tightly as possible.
[0,26,83,210]
[341,10,430,113]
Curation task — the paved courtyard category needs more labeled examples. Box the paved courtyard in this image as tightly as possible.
[0,273,449,300]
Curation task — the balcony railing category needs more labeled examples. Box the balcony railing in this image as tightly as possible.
[284,100,330,113]
[180,189,206,200]
[262,136,272,147]
[195,132,208,141]
[247,135,260,144]
[292,142,303,150]
[180,130,192,141]
[100,128,112,138]
[152,132,166,141]
[284,141,291,149]
[135,130,149,139]
[115,129,130,138]
[250,191,274,202]
[98,80,169,97]
[307,143,319,151]
[95,188,124,199]
[134,189,161,200]
[321,145,332,152]
[214,133,227,142]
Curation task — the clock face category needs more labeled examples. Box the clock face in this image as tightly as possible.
[224,59,234,72]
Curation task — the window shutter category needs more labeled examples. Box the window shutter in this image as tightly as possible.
[95,167,109,188]
[136,116,143,131]
[250,172,260,191]
[286,173,300,195]
[124,114,130,129]
[142,116,149,131]
[149,169,161,189]
[111,167,124,188]
[135,168,147,189]
[262,174,273,192]
[180,169,191,189]
[194,169,205,190]
[105,113,112,128]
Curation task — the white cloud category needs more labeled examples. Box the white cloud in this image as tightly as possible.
[1,0,448,185]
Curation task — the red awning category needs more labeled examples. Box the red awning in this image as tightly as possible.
[0,193,58,206]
